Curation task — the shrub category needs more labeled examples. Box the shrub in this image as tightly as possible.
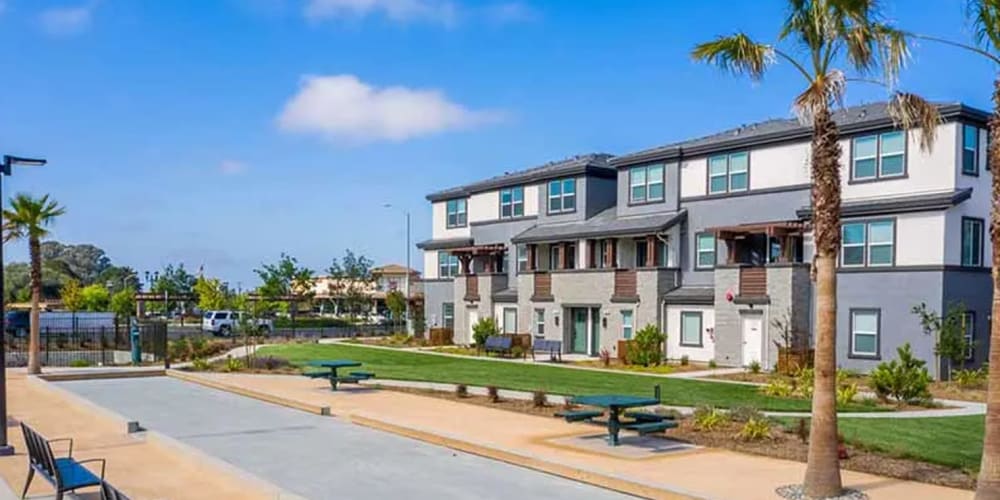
[680,355,690,366]
[472,317,499,347]
[692,405,728,431]
[631,324,666,367]
[795,418,809,443]
[869,343,932,403]
[737,418,771,441]
[599,348,611,367]
[953,367,988,389]
[532,390,548,408]
[455,384,469,398]
[794,367,814,398]
[510,346,525,359]
[190,336,207,357]
[728,406,763,423]
[708,359,717,369]
[760,378,794,398]
[486,385,500,403]
[191,358,210,371]
[69,359,92,368]
[837,383,859,406]
[748,360,761,374]
[223,356,243,372]
[246,356,291,371]
[274,317,352,328]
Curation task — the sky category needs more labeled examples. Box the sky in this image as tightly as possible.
[0,0,995,288]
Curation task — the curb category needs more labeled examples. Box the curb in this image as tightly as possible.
[37,369,166,382]
[167,370,331,416]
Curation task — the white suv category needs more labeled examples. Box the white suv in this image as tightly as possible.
[201,310,273,336]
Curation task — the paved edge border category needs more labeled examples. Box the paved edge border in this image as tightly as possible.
[29,374,304,500]
[38,369,167,382]
[167,370,331,416]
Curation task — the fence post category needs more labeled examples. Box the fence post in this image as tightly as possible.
[44,327,50,365]
[100,326,106,366]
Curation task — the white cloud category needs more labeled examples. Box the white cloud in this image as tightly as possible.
[219,160,249,175]
[304,0,457,25]
[39,4,95,37]
[277,74,501,143]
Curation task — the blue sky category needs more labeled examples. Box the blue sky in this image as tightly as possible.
[0,0,994,287]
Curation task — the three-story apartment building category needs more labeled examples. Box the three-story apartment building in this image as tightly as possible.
[417,102,992,376]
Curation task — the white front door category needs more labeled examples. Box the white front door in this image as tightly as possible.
[468,310,479,344]
[741,316,763,366]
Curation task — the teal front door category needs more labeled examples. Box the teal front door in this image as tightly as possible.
[571,308,588,353]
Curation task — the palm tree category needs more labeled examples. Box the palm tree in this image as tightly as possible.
[692,1,939,496]
[3,194,66,375]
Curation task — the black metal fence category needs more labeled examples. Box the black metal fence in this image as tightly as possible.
[272,324,396,340]
[5,322,169,367]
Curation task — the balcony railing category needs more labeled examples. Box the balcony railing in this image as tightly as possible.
[612,269,638,301]
[532,271,553,301]
[739,266,767,297]
[464,274,480,302]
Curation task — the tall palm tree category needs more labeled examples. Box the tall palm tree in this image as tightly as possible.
[3,194,66,375]
[909,4,1000,496]
[692,1,939,496]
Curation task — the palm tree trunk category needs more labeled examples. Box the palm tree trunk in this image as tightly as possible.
[26,235,42,375]
[803,106,844,497]
[975,77,1000,500]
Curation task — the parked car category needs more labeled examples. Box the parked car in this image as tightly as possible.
[201,310,273,336]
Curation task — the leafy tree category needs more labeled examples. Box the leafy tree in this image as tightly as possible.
[3,193,66,375]
[630,324,666,367]
[385,290,406,329]
[109,288,135,323]
[96,265,140,293]
[472,316,498,348]
[150,263,196,314]
[255,253,313,316]
[912,302,970,380]
[692,2,939,496]
[39,241,110,284]
[326,250,374,320]
[79,284,110,311]
[60,279,84,313]
[194,276,229,311]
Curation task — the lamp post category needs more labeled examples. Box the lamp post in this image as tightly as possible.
[0,154,47,456]
[383,204,412,336]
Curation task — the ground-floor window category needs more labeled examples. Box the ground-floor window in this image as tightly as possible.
[621,310,633,340]
[442,303,454,330]
[963,311,976,360]
[680,311,703,347]
[850,309,880,358]
[502,307,518,334]
[534,309,545,336]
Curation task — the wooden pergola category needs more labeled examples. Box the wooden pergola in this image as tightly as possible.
[449,243,507,274]
[709,220,809,265]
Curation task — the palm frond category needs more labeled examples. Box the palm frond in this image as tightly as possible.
[888,92,942,152]
[967,0,1000,52]
[793,69,846,124]
[3,193,66,243]
[691,33,775,81]
[872,23,909,84]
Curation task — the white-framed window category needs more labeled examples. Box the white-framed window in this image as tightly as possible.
[708,151,748,194]
[962,217,985,267]
[502,307,518,334]
[534,309,545,336]
[629,164,664,203]
[963,311,976,360]
[516,245,529,272]
[446,199,467,228]
[696,233,716,269]
[565,243,576,269]
[500,186,525,218]
[548,244,561,270]
[852,131,905,180]
[850,309,880,358]
[963,124,980,176]
[547,178,576,214]
[438,252,460,278]
[680,311,703,347]
[634,238,648,267]
[840,220,894,267]
[621,310,633,340]
[442,303,454,329]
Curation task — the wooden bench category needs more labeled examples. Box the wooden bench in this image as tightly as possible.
[623,420,678,435]
[554,409,604,422]
[531,339,562,362]
[625,411,675,422]
[21,422,106,500]
[483,336,513,357]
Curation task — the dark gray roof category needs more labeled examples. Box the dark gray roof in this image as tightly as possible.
[612,102,990,168]
[663,287,715,305]
[426,153,615,202]
[796,188,973,219]
[511,208,687,244]
[415,237,474,250]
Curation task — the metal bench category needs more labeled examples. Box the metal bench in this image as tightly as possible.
[554,409,604,422]
[531,339,563,362]
[303,371,332,379]
[349,371,376,379]
[625,411,675,422]
[21,422,106,500]
[102,481,131,500]
[623,420,678,435]
[483,336,513,357]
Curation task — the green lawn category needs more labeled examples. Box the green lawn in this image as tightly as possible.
[839,416,984,472]
[258,343,880,412]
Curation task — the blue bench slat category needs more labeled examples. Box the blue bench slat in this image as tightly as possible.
[332,376,362,383]
[625,411,675,422]
[350,371,375,378]
[623,421,677,434]
[555,409,603,422]
[54,458,102,489]
[303,372,331,378]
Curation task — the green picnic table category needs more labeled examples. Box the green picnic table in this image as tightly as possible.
[303,359,374,390]
[570,394,660,446]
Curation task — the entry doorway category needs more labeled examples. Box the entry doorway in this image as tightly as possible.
[741,314,763,366]
[567,307,601,356]
[468,310,479,345]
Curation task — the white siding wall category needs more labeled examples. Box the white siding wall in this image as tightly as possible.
[894,211,947,266]
[948,131,994,266]
[469,191,497,223]
[431,201,471,239]
[665,305,716,362]
[841,123,959,201]
[524,184,540,216]
[680,158,706,198]
[423,250,439,279]
[749,142,810,189]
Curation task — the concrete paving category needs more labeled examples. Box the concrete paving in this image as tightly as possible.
[57,377,633,500]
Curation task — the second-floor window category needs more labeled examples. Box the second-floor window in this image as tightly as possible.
[841,220,894,267]
[708,152,748,194]
[629,164,664,203]
[852,131,905,181]
[516,245,529,272]
[963,124,980,176]
[962,217,984,267]
[696,233,716,269]
[446,199,467,228]
[500,186,524,218]
[438,252,460,277]
[548,178,576,214]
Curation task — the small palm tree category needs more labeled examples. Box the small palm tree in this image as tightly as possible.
[692,1,939,496]
[3,194,66,375]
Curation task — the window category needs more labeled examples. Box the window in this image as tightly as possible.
[438,252,460,278]
[517,245,528,272]
[852,131,905,180]
[502,307,518,334]
[963,311,976,360]
[629,164,664,203]
[565,243,576,269]
[840,220,894,267]
[442,303,454,329]
[500,186,525,218]
[548,178,576,214]
[680,311,703,347]
[963,125,980,176]
[962,217,984,267]
[656,240,668,267]
[534,309,545,336]
[621,310,634,340]
[850,309,880,358]
[446,199,467,228]
[634,238,648,267]
[708,152,749,194]
[696,233,716,269]
[548,245,561,270]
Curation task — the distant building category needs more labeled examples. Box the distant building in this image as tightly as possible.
[308,264,421,320]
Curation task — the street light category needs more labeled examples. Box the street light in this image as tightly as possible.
[0,154,47,456]
[383,204,412,336]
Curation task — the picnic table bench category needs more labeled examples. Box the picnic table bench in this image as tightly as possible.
[554,409,603,422]
[625,411,675,422]
[531,339,562,362]
[303,360,374,390]
[21,422,106,500]
[622,420,678,435]
[565,391,667,446]
[483,336,513,357]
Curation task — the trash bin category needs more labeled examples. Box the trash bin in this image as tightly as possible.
[130,322,141,365]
